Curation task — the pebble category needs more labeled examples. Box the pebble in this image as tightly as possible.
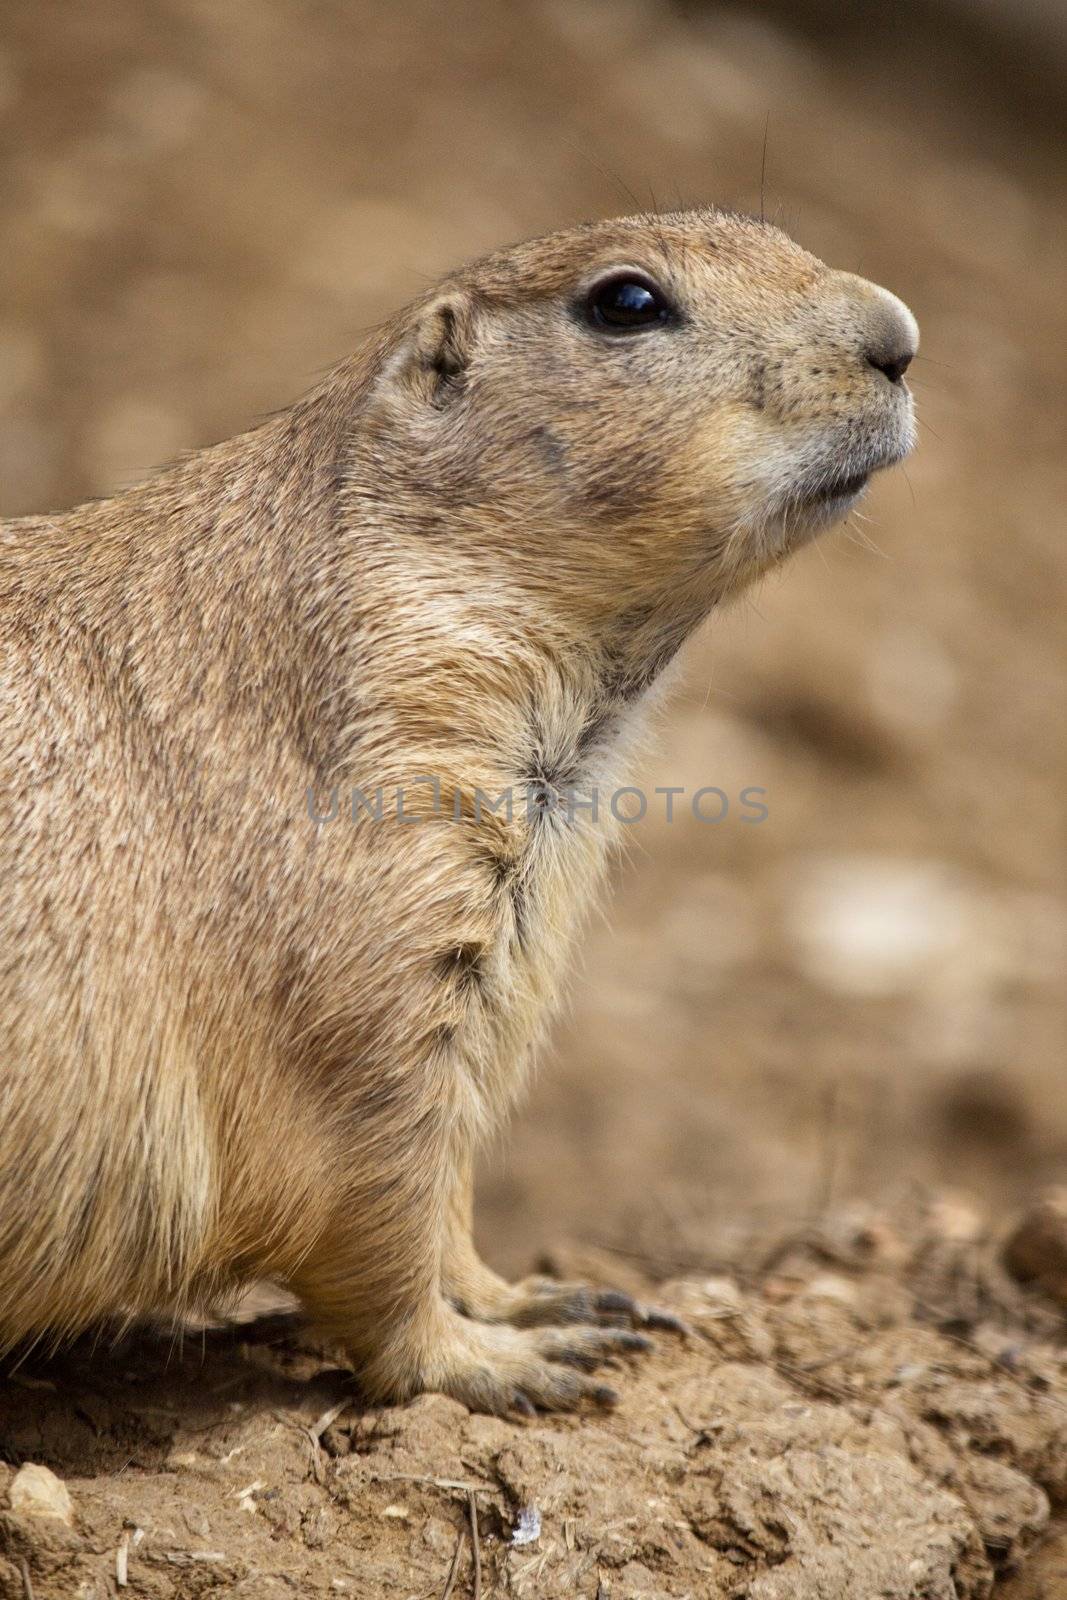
[511,1505,541,1546]
[9,1462,75,1526]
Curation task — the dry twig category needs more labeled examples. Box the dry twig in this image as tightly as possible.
[468,1490,482,1599]
[441,1527,466,1600]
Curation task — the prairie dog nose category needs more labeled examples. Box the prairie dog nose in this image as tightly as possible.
[834,273,919,386]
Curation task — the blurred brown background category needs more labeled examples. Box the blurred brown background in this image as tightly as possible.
[1,0,1064,1278]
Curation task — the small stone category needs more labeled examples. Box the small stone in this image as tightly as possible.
[9,1462,75,1526]
[511,1505,541,1546]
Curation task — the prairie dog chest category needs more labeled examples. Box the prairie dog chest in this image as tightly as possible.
[510,726,629,954]
[453,695,646,1115]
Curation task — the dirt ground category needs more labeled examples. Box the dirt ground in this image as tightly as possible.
[0,0,1065,1595]
[2,1214,1067,1599]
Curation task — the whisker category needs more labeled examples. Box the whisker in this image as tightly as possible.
[557,134,645,219]
[811,533,833,574]
[759,113,770,224]
[841,518,890,560]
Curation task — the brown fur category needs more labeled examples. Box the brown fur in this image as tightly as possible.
[0,210,917,1411]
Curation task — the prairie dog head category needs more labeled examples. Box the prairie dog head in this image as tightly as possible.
[361,209,917,619]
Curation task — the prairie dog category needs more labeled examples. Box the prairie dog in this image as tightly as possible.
[0,211,917,1412]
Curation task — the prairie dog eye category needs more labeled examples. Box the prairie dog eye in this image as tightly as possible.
[584,273,675,333]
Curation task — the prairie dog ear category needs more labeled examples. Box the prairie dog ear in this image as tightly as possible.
[387,290,480,408]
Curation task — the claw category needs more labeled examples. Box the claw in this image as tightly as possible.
[613,1330,654,1354]
[638,1307,690,1336]
[427,1308,652,1415]
[591,1289,688,1337]
[594,1289,638,1317]
[558,1350,601,1371]
[535,1322,654,1376]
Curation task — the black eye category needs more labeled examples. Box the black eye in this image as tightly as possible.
[585,274,674,333]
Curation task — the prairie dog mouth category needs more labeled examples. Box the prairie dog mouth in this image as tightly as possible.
[790,421,914,518]
[800,467,871,506]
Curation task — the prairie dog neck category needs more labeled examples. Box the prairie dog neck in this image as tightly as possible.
[7,394,692,798]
